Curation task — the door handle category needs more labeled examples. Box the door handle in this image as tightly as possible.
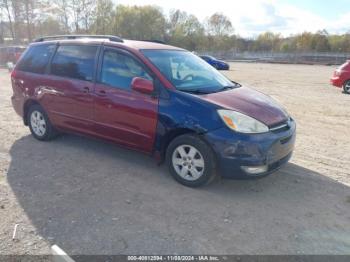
[82,87,90,93]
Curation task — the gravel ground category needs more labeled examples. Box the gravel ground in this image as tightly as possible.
[0,63,349,255]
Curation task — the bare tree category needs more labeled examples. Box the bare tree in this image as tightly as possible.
[0,0,15,40]
[205,13,233,36]
[53,0,71,33]
[92,0,114,34]
[69,0,81,32]
[80,0,95,33]
[0,11,4,43]
[11,0,23,43]
[23,0,36,41]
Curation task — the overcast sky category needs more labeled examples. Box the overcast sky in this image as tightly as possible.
[115,0,350,37]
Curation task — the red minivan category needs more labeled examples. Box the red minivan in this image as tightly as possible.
[11,35,296,187]
[330,60,350,94]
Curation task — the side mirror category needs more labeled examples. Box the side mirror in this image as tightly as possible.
[131,77,154,95]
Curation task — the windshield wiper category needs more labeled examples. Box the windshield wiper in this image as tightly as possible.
[178,84,240,95]
[177,88,211,94]
[215,85,235,92]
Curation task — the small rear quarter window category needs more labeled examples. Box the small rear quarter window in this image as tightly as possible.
[17,44,55,74]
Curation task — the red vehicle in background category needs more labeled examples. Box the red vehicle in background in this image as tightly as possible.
[0,46,26,65]
[331,60,350,94]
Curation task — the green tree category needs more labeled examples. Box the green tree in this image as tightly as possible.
[203,13,234,51]
[168,10,204,50]
[328,34,350,52]
[311,30,330,52]
[36,16,64,36]
[91,0,114,34]
[254,32,281,51]
[205,12,233,36]
[114,5,167,41]
[295,32,314,51]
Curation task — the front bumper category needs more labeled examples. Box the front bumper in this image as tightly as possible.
[218,63,230,70]
[204,119,296,179]
[330,76,344,88]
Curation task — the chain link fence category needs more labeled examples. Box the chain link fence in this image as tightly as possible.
[200,51,350,65]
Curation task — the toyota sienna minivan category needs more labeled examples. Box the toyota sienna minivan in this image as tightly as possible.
[11,35,296,187]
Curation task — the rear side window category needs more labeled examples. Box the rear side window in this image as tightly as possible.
[17,44,55,74]
[51,45,98,81]
[100,50,151,90]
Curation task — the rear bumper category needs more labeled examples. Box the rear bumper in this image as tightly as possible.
[204,119,296,179]
[11,94,24,117]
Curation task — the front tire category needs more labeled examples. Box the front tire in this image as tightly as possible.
[28,104,57,141]
[343,80,350,94]
[166,134,217,187]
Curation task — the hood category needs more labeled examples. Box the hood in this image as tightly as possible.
[199,86,288,126]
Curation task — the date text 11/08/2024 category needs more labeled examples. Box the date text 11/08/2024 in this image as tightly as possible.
[127,255,220,261]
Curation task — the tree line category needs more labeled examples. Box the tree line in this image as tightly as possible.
[1,0,350,53]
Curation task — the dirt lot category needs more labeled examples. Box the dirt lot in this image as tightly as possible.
[0,63,349,255]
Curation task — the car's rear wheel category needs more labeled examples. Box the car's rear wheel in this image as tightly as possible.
[343,80,350,94]
[28,104,57,141]
[166,134,217,187]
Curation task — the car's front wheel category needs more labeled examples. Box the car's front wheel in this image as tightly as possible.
[166,134,217,187]
[28,104,57,141]
[343,80,350,94]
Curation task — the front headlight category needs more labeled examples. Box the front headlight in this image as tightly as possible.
[217,110,269,134]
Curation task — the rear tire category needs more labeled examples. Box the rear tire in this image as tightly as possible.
[343,80,350,94]
[166,134,217,187]
[27,104,57,141]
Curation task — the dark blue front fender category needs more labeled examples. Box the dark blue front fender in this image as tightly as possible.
[154,88,223,160]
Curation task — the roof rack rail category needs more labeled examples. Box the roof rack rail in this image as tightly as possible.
[142,39,166,44]
[34,35,124,43]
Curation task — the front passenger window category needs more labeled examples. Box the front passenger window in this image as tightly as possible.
[100,50,152,90]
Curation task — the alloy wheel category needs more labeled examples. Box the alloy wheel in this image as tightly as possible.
[172,145,205,181]
[345,81,350,93]
[30,110,47,137]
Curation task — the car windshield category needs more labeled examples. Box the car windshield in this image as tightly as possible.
[142,50,237,94]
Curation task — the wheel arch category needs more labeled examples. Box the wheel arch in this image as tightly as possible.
[156,126,218,165]
[343,79,350,94]
[23,99,41,126]
[156,127,197,164]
